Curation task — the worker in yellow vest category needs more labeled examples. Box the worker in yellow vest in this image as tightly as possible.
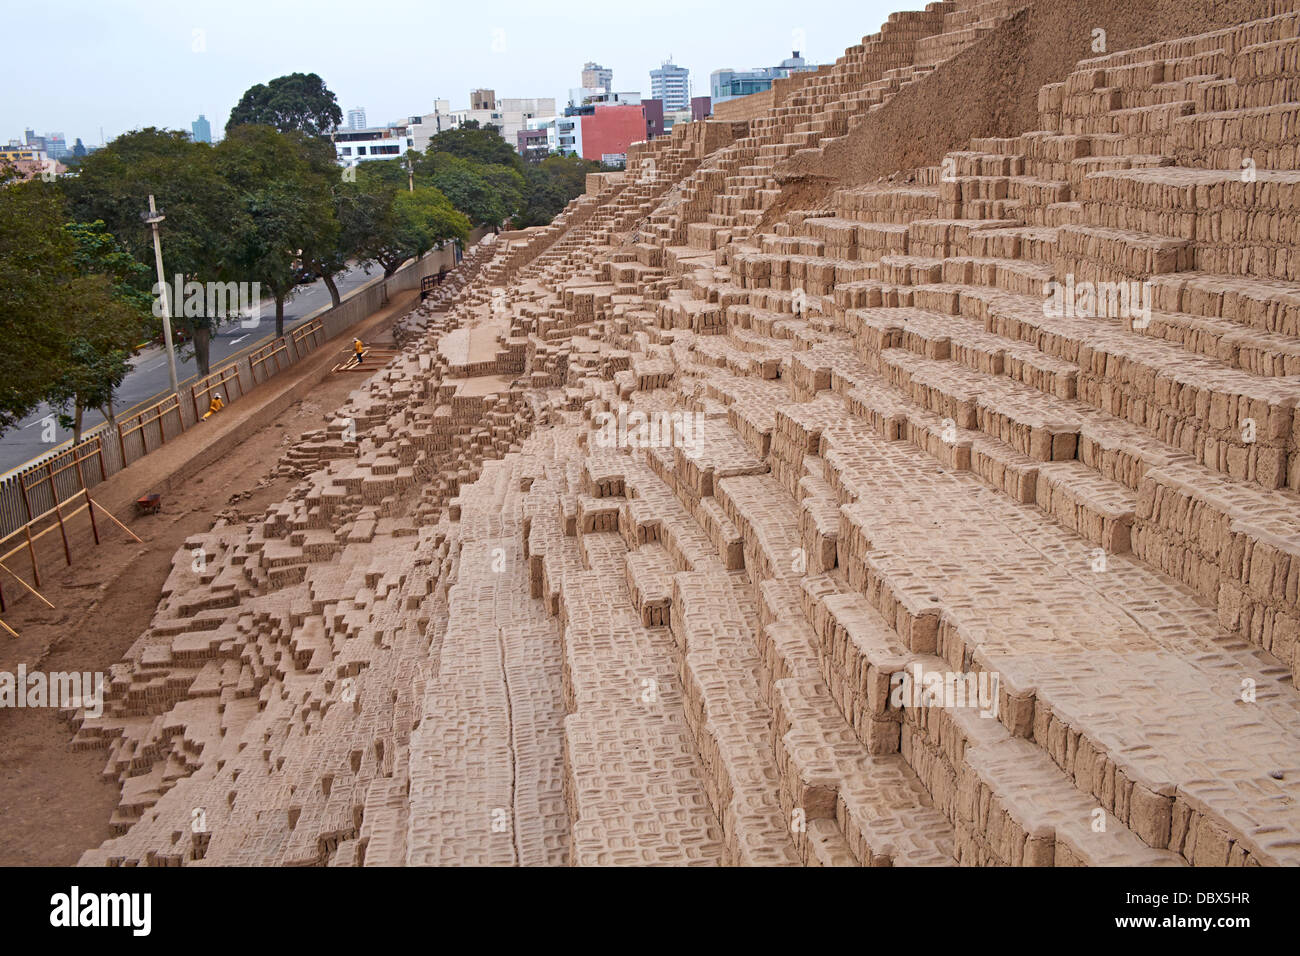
[202,393,224,421]
[353,338,365,365]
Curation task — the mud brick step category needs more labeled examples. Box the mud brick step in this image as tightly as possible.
[879,349,1081,461]
[796,482,840,575]
[619,454,724,572]
[772,677,954,866]
[826,424,1300,865]
[801,579,915,753]
[715,473,805,587]
[672,571,800,865]
[1034,460,1138,553]
[1056,224,1193,281]
[1008,176,1073,211]
[694,496,745,571]
[673,418,768,499]
[563,713,725,865]
[1075,332,1297,490]
[626,544,675,627]
[907,706,1183,866]
[1174,103,1300,171]
[1132,461,1300,677]
[941,256,1055,296]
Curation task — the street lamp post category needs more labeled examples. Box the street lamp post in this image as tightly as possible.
[143,194,181,399]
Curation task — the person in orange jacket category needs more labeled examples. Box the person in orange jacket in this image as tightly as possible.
[201,393,224,421]
[353,338,365,365]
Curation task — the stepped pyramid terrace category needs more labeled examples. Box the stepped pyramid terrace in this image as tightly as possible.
[67,0,1300,866]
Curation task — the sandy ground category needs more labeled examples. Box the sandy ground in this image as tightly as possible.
[0,324,401,866]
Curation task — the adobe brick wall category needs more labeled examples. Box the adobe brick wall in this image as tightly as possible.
[713,89,776,122]
[783,0,1293,188]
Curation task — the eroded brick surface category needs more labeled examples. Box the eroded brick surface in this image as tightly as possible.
[75,2,1300,866]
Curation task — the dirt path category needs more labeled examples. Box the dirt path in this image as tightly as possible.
[0,311,407,866]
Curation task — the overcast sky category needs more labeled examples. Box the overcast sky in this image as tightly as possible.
[2,0,899,145]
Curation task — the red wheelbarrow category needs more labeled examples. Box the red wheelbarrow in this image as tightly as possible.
[135,494,162,516]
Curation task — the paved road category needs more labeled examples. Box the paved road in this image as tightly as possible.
[0,265,379,477]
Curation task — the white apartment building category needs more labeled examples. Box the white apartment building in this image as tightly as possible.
[650,60,690,111]
[407,100,454,154]
[333,125,413,165]
[526,113,583,157]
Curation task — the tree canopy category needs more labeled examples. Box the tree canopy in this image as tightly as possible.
[227,72,342,138]
[215,125,338,335]
[62,127,236,373]
[0,182,144,436]
[426,121,524,170]
[344,162,469,277]
[515,154,600,227]
[0,88,599,440]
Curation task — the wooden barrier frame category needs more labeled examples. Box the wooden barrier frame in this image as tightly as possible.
[419,271,449,299]
[249,336,292,385]
[0,487,141,619]
[333,342,384,372]
[289,316,324,359]
[117,393,182,465]
[191,362,243,422]
[0,437,122,617]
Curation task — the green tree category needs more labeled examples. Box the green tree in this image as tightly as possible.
[363,185,469,278]
[215,125,338,337]
[0,178,75,433]
[515,154,600,227]
[62,127,235,374]
[0,184,145,440]
[55,220,152,437]
[44,268,145,441]
[425,121,523,170]
[478,163,527,225]
[65,219,154,320]
[226,72,342,138]
[292,134,354,306]
[416,153,514,228]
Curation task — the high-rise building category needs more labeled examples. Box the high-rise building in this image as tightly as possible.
[45,132,68,159]
[346,108,367,130]
[581,62,613,92]
[191,114,212,143]
[650,60,690,112]
[710,51,820,103]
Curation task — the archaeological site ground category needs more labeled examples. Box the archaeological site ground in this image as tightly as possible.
[4,0,1300,896]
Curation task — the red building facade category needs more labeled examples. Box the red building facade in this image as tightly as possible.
[579,104,650,163]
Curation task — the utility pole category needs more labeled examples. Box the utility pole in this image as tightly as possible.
[143,195,181,399]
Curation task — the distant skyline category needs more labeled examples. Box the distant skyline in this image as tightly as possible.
[1,0,896,145]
